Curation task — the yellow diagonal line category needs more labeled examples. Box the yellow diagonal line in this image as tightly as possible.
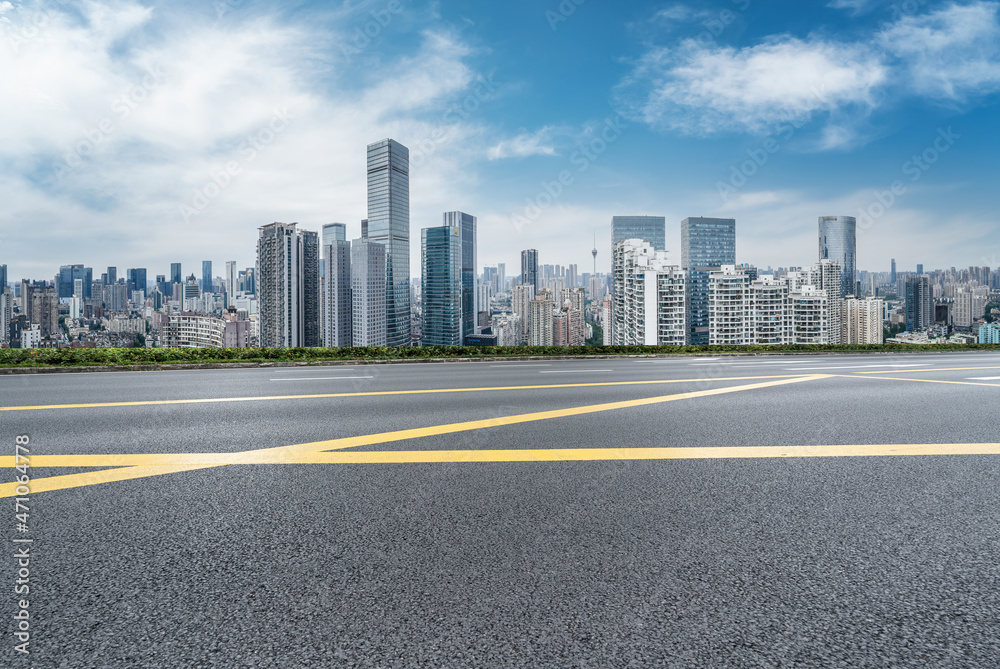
[0,375,806,412]
[0,375,826,496]
[849,375,1000,388]
[285,443,1000,464]
[857,365,1000,375]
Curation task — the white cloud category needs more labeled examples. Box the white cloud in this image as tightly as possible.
[619,37,886,138]
[826,0,879,15]
[0,1,14,15]
[879,1,1000,100]
[0,1,495,277]
[487,128,557,160]
[619,1,1000,149]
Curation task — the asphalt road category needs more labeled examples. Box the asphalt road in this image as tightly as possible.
[3,351,1000,668]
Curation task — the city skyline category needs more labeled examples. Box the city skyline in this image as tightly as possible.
[2,1,1000,280]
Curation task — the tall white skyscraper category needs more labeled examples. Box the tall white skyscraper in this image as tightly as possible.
[225,261,238,303]
[322,223,352,347]
[367,139,410,347]
[351,239,387,347]
[818,216,857,299]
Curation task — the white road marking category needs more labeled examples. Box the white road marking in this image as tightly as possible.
[270,376,375,381]
[786,364,931,371]
[539,370,613,374]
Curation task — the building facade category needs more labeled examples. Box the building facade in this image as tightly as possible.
[256,222,321,347]
[351,239,387,347]
[421,224,462,347]
[818,216,857,299]
[443,211,478,341]
[681,217,736,345]
[366,138,411,347]
[322,224,352,347]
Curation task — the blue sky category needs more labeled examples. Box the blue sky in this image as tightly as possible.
[2,0,1000,281]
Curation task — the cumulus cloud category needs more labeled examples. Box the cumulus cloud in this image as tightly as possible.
[618,37,886,137]
[879,1,1000,100]
[0,0,494,276]
[487,128,557,160]
[618,1,1000,148]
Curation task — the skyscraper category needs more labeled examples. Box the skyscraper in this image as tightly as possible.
[225,261,238,302]
[681,217,736,345]
[818,216,857,299]
[612,216,666,251]
[443,211,478,340]
[170,263,182,286]
[107,266,118,286]
[0,264,6,293]
[521,249,539,291]
[905,275,932,331]
[256,222,321,347]
[57,265,92,299]
[322,224,352,347]
[421,224,462,347]
[890,258,897,286]
[367,138,410,347]
[351,238,387,347]
[128,268,147,297]
[202,261,213,294]
[916,264,924,275]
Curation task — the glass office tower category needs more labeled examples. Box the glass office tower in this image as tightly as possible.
[611,216,666,251]
[421,225,462,347]
[682,217,736,346]
[443,211,477,340]
[521,249,539,292]
[367,139,411,347]
[202,261,213,294]
[170,263,182,286]
[818,216,857,299]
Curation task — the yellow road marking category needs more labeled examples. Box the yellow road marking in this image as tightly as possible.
[285,443,1000,464]
[0,375,824,496]
[856,366,1000,375]
[847,374,1000,388]
[0,374,809,412]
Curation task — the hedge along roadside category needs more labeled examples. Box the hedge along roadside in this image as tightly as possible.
[0,343,997,368]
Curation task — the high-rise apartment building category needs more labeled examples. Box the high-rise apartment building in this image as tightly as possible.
[351,239,387,347]
[322,224,352,347]
[612,239,686,346]
[512,284,535,344]
[366,138,410,347]
[810,259,843,344]
[681,217,736,345]
[256,222,321,347]
[708,266,751,346]
[843,296,884,344]
[421,224,462,347]
[528,291,554,346]
[818,216,857,300]
[443,211,478,340]
[905,275,932,331]
[521,249,539,292]
[31,288,59,338]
